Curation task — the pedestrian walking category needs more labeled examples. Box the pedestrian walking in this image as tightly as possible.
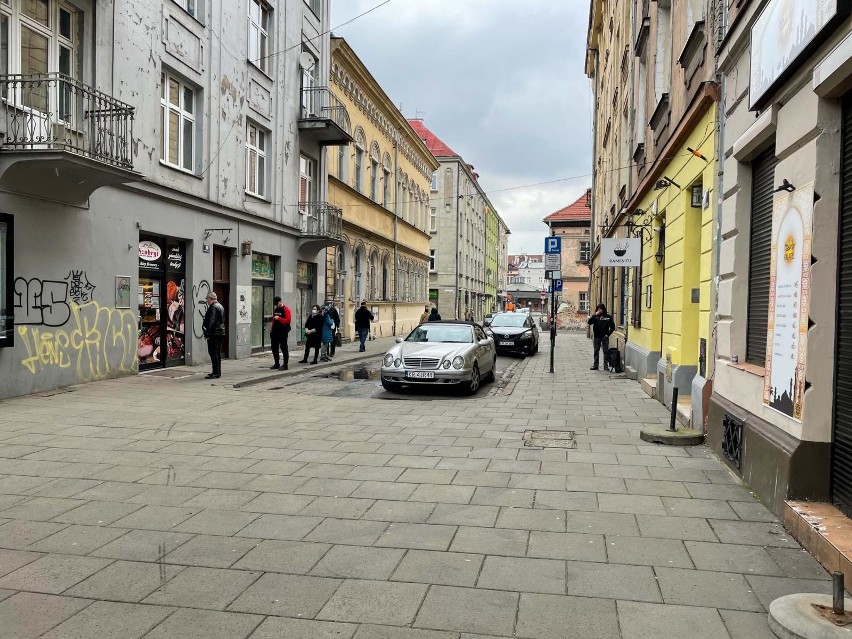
[202,292,225,379]
[428,308,442,322]
[325,301,341,357]
[320,306,335,362]
[298,305,323,364]
[354,301,374,352]
[464,309,473,322]
[587,303,615,371]
[419,305,430,325]
[269,296,291,370]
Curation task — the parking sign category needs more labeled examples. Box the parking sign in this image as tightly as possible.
[553,279,563,292]
[544,236,562,254]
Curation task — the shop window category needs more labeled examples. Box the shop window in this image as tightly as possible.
[160,72,196,172]
[248,0,270,74]
[246,121,268,198]
[0,213,13,348]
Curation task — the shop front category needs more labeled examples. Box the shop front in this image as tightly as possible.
[250,252,277,353]
[295,260,314,343]
[138,234,188,371]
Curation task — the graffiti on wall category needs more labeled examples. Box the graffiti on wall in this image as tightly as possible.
[192,280,211,338]
[14,278,71,326]
[66,270,96,304]
[17,301,138,381]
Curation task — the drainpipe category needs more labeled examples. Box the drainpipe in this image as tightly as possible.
[392,130,399,336]
[712,20,727,376]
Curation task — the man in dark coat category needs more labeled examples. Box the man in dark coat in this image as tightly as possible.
[270,296,291,370]
[202,292,225,379]
[428,308,442,322]
[354,301,374,352]
[587,303,616,371]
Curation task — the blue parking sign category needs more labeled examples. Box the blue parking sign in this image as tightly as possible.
[553,279,563,292]
[544,236,561,254]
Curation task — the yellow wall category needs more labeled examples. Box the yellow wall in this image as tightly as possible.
[630,105,717,369]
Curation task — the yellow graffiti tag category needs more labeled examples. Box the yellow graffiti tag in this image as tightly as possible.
[18,301,138,382]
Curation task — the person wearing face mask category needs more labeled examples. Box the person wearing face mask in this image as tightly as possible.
[320,305,335,362]
[298,305,323,364]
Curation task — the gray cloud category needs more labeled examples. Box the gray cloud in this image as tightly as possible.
[331,0,593,253]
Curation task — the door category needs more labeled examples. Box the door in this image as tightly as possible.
[833,92,852,516]
[213,246,231,358]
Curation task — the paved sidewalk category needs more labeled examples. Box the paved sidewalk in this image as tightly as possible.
[0,333,831,638]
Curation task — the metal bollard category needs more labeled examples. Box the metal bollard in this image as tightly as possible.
[669,387,679,433]
[834,571,845,615]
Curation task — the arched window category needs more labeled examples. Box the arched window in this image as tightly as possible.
[369,142,380,201]
[354,128,366,193]
[401,177,408,222]
[336,245,347,299]
[369,250,379,300]
[382,255,390,301]
[382,153,392,209]
[354,245,365,301]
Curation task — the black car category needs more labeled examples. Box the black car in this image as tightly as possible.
[485,312,539,356]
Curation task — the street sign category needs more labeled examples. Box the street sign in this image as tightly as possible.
[540,290,546,299]
[600,238,641,266]
[553,279,563,292]
[544,253,560,271]
[546,270,561,280]
[544,236,562,254]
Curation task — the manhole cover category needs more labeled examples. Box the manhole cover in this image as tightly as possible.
[523,430,577,449]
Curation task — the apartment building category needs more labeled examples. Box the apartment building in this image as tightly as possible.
[0,0,346,398]
[326,37,438,340]
[543,190,592,316]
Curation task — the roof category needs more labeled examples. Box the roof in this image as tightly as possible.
[407,119,459,158]
[544,189,592,223]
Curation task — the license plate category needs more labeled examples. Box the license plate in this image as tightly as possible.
[499,341,514,346]
[406,371,435,379]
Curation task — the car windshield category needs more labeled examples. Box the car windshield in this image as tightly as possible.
[405,324,474,344]
[490,314,527,328]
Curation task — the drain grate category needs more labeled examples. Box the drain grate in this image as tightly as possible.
[523,430,577,449]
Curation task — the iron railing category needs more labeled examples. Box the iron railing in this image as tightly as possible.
[0,73,135,169]
[300,87,351,137]
[300,202,343,240]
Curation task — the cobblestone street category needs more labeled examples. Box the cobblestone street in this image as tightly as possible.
[0,333,831,638]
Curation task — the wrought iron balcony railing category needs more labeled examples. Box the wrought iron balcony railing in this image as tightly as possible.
[300,86,352,137]
[0,73,135,169]
[300,202,343,240]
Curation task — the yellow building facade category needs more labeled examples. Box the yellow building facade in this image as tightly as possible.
[327,38,438,341]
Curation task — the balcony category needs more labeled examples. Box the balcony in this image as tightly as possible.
[0,73,139,205]
[298,87,353,146]
[635,0,650,53]
[298,201,344,257]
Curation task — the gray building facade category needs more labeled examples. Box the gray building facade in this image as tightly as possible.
[0,0,349,399]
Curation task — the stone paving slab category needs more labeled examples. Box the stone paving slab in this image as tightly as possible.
[0,333,836,637]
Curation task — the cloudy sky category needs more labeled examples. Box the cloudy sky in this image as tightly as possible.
[330,0,593,255]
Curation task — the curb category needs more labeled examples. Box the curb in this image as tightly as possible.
[231,351,383,389]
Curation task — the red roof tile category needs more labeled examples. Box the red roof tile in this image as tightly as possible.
[407,119,459,158]
[544,189,592,222]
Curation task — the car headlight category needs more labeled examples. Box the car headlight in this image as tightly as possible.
[441,360,452,369]
[485,329,493,336]
[383,353,395,367]
[452,356,465,369]
[394,358,402,368]
[520,331,533,340]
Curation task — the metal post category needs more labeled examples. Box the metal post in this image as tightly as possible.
[669,387,679,432]
[549,285,556,374]
[834,571,845,615]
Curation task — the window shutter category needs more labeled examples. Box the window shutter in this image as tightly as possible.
[745,145,777,366]
[213,247,230,283]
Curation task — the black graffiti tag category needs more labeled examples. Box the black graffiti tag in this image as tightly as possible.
[65,270,96,304]
[192,280,211,338]
[13,278,71,327]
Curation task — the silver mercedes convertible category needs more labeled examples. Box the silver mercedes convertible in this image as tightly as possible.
[380,321,497,394]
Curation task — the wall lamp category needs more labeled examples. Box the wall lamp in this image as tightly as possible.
[654,176,681,190]
[773,179,796,193]
[655,223,666,265]
[655,246,665,265]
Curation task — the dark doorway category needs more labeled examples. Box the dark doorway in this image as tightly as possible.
[213,245,232,358]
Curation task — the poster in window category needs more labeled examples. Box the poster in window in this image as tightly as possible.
[762,183,813,421]
[165,277,186,362]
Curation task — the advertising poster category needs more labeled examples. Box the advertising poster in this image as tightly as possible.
[763,183,813,421]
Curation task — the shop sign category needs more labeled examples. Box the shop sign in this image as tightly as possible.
[600,238,641,267]
[750,0,849,110]
[763,183,814,422]
[252,253,275,280]
[139,240,163,271]
[167,242,185,273]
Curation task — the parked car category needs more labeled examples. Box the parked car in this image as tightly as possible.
[483,313,495,327]
[380,321,497,395]
[517,306,531,314]
[486,312,539,356]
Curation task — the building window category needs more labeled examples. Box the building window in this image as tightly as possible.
[338,144,349,183]
[174,0,197,18]
[430,206,437,233]
[370,159,379,201]
[299,154,316,213]
[431,171,438,191]
[429,249,436,272]
[245,122,267,198]
[579,291,589,313]
[354,146,364,193]
[654,0,672,102]
[248,0,270,73]
[305,0,321,18]
[160,72,196,172]
[382,257,390,300]
[354,246,365,301]
[0,213,12,348]
[579,240,590,263]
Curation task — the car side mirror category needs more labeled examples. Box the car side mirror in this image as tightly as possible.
[480,339,490,346]
[395,337,404,343]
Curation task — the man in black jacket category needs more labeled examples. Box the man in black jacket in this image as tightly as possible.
[202,292,226,379]
[354,301,374,352]
[587,303,615,371]
[428,308,442,322]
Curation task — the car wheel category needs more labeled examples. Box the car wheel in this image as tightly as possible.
[381,379,403,393]
[465,364,481,395]
[484,356,497,383]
